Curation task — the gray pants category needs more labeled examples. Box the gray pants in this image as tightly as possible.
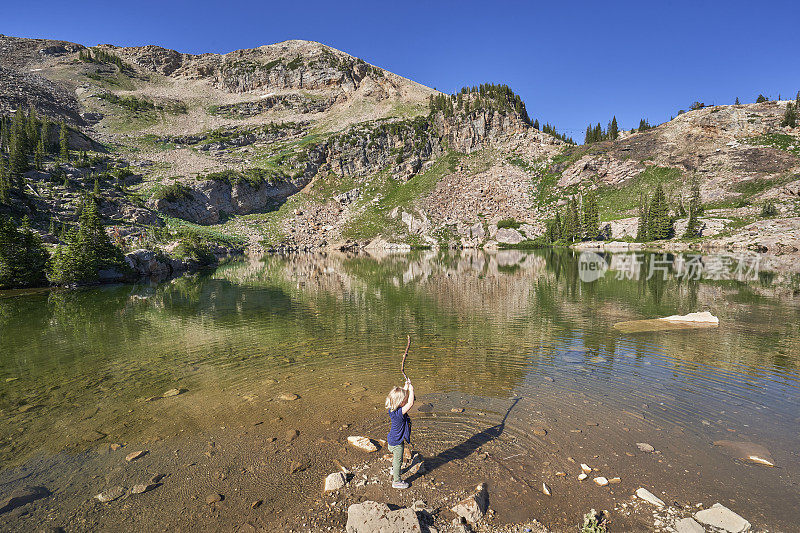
[388,442,404,482]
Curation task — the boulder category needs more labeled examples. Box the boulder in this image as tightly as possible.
[451,483,488,524]
[345,501,421,533]
[324,472,347,492]
[601,217,638,240]
[347,436,377,452]
[674,517,705,533]
[635,488,665,507]
[694,503,751,532]
[495,228,525,245]
[660,311,718,324]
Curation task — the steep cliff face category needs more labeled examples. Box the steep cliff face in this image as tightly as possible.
[433,108,530,153]
[149,176,309,224]
[315,117,441,179]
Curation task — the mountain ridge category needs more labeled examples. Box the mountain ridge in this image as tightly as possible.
[0,33,798,286]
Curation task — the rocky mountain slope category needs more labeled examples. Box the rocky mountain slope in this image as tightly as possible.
[1,33,798,267]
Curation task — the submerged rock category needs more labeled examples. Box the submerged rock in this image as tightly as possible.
[636,442,655,453]
[205,493,223,505]
[125,450,147,462]
[593,477,608,486]
[345,501,421,533]
[95,486,126,503]
[130,483,159,495]
[713,440,775,467]
[0,486,50,513]
[694,503,751,532]
[277,393,300,401]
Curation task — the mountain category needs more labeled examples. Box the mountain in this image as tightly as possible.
[0,33,798,282]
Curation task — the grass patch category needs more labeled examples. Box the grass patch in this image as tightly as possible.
[732,173,797,198]
[160,217,246,249]
[498,238,551,250]
[744,133,800,155]
[85,72,135,91]
[594,165,683,219]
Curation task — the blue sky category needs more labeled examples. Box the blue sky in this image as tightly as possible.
[4,0,799,140]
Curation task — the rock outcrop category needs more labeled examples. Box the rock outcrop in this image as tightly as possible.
[149,176,308,225]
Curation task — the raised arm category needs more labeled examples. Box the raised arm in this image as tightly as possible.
[401,380,415,414]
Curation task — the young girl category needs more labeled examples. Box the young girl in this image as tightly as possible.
[385,377,414,489]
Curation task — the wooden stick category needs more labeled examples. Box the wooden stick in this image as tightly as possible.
[401,335,411,382]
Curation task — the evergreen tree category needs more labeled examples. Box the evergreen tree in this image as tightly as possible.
[683,179,702,237]
[0,215,49,289]
[59,121,70,163]
[93,177,100,196]
[550,210,562,242]
[593,123,602,142]
[734,96,741,105]
[12,109,28,154]
[26,108,39,151]
[533,119,540,130]
[781,102,797,128]
[562,198,581,242]
[647,184,672,240]
[34,128,45,170]
[584,124,593,144]
[561,205,574,243]
[635,193,649,242]
[0,157,8,204]
[0,117,9,154]
[756,94,767,103]
[582,191,600,240]
[48,199,125,285]
[796,91,800,109]
[9,132,27,187]
[609,116,619,140]
[40,117,50,155]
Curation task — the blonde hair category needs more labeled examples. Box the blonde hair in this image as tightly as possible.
[385,386,407,411]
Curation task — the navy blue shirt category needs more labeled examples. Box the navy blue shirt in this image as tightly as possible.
[387,408,411,446]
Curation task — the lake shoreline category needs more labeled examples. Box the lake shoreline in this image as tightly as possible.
[0,390,776,531]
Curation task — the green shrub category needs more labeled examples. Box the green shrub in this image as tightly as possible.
[761,201,778,217]
[496,218,521,229]
[153,182,194,202]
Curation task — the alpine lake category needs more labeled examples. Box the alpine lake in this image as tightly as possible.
[1,249,798,531]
